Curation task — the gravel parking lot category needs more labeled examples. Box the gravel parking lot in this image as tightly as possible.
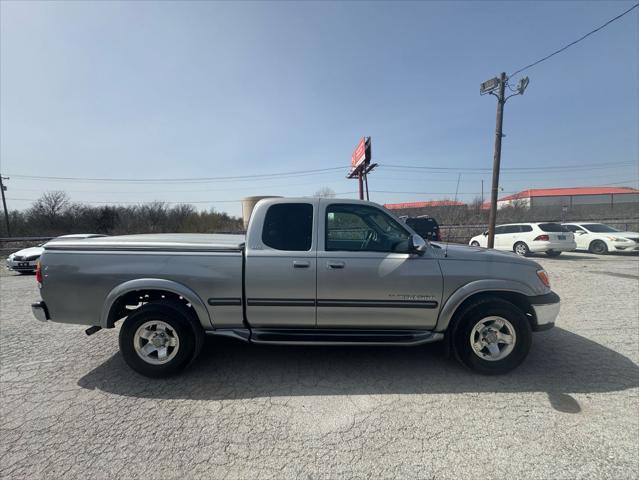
[1,252,638,479]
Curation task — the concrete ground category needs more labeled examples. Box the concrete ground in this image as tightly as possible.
[1,252,638,479]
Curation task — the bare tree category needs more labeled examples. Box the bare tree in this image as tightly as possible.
[30,191,70,218]
[313,187,335,198]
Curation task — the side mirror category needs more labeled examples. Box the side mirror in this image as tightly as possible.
[483,231,488,236]
[575,231,584,235]
[409,234,427,255]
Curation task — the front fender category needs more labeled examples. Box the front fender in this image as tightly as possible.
[100,278,212,329]
[435,279,537,332]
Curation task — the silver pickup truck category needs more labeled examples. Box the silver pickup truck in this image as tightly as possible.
[32,197,560,377]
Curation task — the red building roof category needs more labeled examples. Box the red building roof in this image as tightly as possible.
[499,186,638,201]
[480,186,639,209]
[384,200,466,210]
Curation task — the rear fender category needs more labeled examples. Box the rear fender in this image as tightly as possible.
[100,278,212,329]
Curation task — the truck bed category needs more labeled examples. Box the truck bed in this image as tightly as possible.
[44,233,246,252]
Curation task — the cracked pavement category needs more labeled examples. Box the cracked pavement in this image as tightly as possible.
[1,252,638,479]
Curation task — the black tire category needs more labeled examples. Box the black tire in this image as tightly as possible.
[119,300,203,378]
[513,241,530,257]
[470,241,480,247]
[589,240,608,255]
[545,250,562,257]
[452,297,532,375]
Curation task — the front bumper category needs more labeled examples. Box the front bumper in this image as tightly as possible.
[610,241,639,252]
[6,259,38,272]
[529,291,560,331]
[31,301,50,322]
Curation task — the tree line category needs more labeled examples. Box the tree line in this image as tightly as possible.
[1,190,636,239]
[0,192,243,237]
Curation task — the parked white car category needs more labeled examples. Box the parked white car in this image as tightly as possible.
[6,234,106,273]
[469,223,576,257]
[562,223,639,254]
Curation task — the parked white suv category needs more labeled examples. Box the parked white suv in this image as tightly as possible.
[469,223,576,257]
[562,223,639,254]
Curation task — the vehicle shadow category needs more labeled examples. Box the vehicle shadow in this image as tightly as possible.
[78,328,639,405]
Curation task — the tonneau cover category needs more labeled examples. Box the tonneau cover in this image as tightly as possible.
[44,233,246,252]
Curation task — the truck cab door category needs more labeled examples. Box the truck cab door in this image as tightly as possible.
[316,201,443,329]
[244,200,318,327]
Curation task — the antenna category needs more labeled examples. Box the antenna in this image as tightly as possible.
[444,173,462,258]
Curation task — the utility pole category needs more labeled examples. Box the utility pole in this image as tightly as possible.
[0,176,10,237]
[480,72,529,248]
[486,72,506,249]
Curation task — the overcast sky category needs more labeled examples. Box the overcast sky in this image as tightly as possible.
[1,1,638,216]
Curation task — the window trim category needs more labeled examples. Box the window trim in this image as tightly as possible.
[324,203,412,253]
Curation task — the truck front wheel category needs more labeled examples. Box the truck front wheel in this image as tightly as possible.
[119,301,199,377]
[452,298,532,375]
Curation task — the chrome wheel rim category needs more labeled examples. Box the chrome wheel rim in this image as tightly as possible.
[470,316,516,362]
[134,320,180,365]
[515,244,527,255]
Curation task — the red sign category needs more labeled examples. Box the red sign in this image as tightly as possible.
[351,137,367,170]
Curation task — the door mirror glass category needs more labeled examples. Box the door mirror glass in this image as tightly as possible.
[409,234,427,255]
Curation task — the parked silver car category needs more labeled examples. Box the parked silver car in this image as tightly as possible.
[6,234,106,273]
[32,198,560,377]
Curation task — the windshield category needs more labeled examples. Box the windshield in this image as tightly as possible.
[582,224,621,233]
[538,223,567,232]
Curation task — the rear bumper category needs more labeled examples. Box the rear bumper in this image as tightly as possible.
[529,241,576,252]
[529,291,560,331]
[31,301,50,322]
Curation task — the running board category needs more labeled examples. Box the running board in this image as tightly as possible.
[249,328,444,346]
[206,328,445,346]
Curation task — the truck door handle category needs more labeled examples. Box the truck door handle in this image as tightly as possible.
[327,262,345,269]
[293,261,310,269]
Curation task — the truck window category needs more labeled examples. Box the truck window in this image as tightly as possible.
[262,203,313,251]
[326,204,411,253]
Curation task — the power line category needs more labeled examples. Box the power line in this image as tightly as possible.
[6,166,348,184]
[381,161,633,172]
[509,3,639,77]
[6,162,632,184]
[7,177,342,195]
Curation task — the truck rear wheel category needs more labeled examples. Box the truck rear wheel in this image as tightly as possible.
[452,297,532,375]
[119,301,201,377]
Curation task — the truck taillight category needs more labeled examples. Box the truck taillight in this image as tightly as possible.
[35,262,43,283]
[534,235,549,241]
